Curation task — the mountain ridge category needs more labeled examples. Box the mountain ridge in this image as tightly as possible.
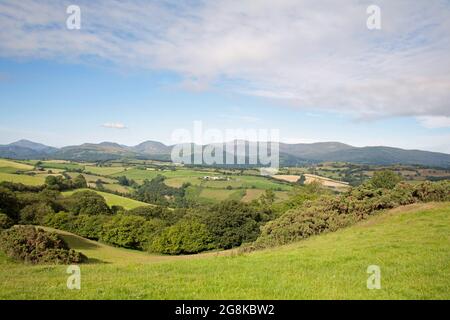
[1,139,450,168]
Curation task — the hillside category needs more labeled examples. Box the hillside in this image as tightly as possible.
[1,202,449,299]
[1,139,450,168]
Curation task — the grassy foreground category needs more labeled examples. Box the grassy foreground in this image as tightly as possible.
[0,202,449,299]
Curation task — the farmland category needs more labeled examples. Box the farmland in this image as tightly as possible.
[62,189,151,210]
[1,203,449,299]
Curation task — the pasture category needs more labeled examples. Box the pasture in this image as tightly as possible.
[62,189,151,210]
[1,203,448,299]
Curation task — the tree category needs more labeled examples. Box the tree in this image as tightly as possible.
[370,170,402,189]
[101,215,148,249]
[73,174,87,189]
[0,187,20,222]
[65,191,112,215]
[203,201,261,249]
[150,219,213,254]
[19,203,54,225]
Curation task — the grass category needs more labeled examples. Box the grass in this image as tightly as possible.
[1,202,448,299]
[0,159,34,171]
[40,161,84,171]
[84,166,126,176]
[0,172,46,186]
[62,189,151,210]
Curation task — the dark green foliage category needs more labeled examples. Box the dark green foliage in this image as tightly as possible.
[370,170,402,189]
[203,201,262,249]
[0,213,14,230]
[256,180,450,248]
[19,203,54,225]
[150,219,213,254]
[0,226,86,264]
[64,191,112,216]
[71,214,111,240]
[127,206,184,224]
[0,187,20,222]
[101,215,149,249]
[45,175,75,191]
[135,175,185,206]
[43,212,73,231]
[73,174,88,189]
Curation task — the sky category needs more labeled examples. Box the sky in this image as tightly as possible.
[0,0,450,153]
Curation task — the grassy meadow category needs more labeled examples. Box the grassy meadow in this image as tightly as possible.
[62,189,151,210]
[1,202,449,299]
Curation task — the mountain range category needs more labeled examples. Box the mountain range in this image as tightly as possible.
[1,139,450,168]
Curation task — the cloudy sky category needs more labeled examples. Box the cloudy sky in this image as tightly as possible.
[1,0,450,152]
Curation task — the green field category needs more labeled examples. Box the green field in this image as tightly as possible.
[84,166,126,176]
[0,159,34,171]
[40,161,84,171]
[62,189,150,210]
[1,202,448,299]
[0,172,46,186]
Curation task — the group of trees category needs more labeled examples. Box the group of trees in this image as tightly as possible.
[45,174,87,191]
[1,169,449,257]
[0,180,272,254]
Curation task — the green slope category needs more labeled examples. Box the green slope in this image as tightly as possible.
[0,202,449,299]
[62,189,151,210]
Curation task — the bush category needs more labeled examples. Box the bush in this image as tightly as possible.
[255,180,450,248]
[0,226,86,264]
[0,213,14,230]
[0,187,20,222]
[150,219,213,255]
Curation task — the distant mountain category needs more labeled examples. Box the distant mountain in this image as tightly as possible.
[1,139,450,168]
[133,141,172,155]
[0,140,57,159]
[9,139,58,153]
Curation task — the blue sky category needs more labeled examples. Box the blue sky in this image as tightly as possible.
[1,1,450,152]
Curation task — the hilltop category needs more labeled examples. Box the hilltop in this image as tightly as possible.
[1,139,450,168]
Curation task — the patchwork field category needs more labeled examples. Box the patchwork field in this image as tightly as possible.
[0,172,46,186]
[62,189,151,210]
[1,203,448,299]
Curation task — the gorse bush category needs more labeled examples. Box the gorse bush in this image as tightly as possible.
[0,226,86,264]
[255,180,450,248]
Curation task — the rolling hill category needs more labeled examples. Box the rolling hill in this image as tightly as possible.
[0,202,448,299]
[1,139,450,168]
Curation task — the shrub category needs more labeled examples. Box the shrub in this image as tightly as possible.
[0,226,86,264]
[255,180,450,249]
[0,213,14,230]
[150,219,213,255]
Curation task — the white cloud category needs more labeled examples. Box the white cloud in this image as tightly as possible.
[101,122,127,129]
[416,116,450,129]
[1,0,450,119]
